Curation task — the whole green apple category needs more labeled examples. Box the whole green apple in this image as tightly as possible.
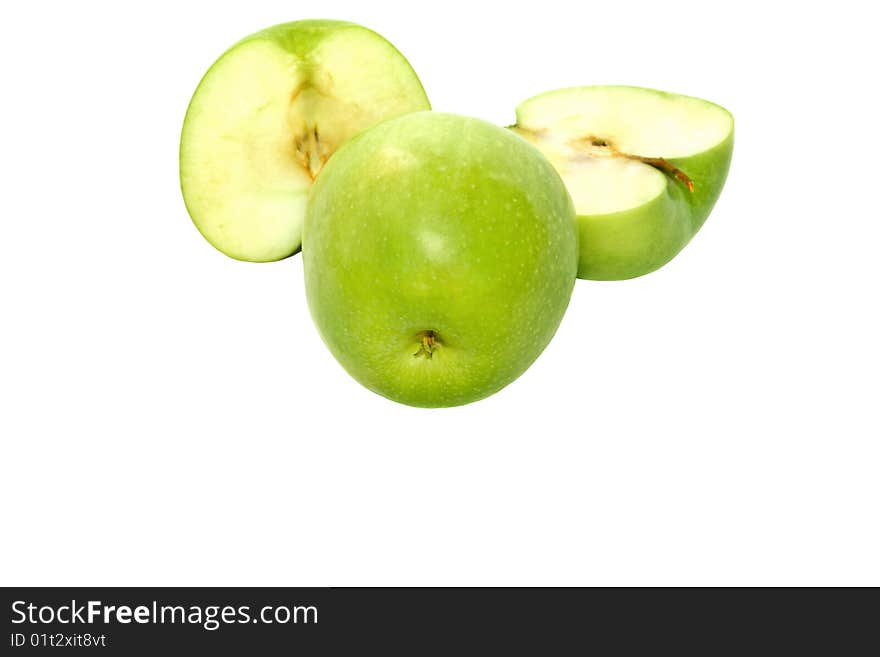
[512,86,734,280]
[180,20,430,262]
[304,112,578,407]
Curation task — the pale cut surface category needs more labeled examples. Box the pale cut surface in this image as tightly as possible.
[511,129,666,215]
[180,27,429,262]
[514,86,733,215]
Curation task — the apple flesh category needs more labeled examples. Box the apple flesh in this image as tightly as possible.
[512,86,733,280]
[179,20,430,262]
[303,112,578,407]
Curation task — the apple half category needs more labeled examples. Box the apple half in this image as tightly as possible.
[512,86,733,280]
[180,20,430,262]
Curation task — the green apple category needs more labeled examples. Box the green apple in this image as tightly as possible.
[512,86,733,280]
[180,20,430,262]
[303,112,578,407]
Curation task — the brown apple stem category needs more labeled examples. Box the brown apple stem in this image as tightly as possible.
[591,137,695,193]
[631,155,695,192]
[512,126,696,193]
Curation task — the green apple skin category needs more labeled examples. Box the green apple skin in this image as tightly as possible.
[573,131,733,280]
[303,112,578,407]
[248,19,359,53]
[180,20,430,262]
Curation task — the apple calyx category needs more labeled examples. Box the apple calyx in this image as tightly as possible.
[413,330,440,359]
[579,136,695,193]
[294,126,329,180]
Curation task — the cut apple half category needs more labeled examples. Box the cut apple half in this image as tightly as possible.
[512,86,733,280]
[180,20,430,262]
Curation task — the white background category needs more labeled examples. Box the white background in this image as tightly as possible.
[1,0,877,586]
